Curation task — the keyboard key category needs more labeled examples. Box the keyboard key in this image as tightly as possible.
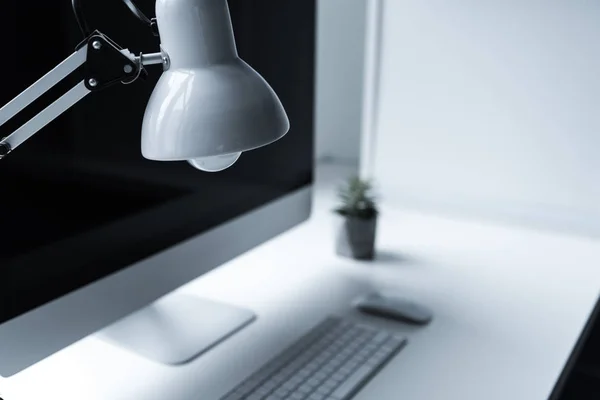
[275,387,291,396]
[329,366,376,399]
[282,381,299,390]
[307,377,323,386]
[315,385,332,396]
[372,332,389,344]
[319,380,339,393]
[313,371,329,381]
[298,384,314,393]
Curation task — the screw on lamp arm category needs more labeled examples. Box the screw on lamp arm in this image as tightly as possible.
[0,143,11,159]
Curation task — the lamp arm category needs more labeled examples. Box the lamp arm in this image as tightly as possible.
[72,0,159,38]
[72,0,91,38]
[0,45,89,158]
[122,0,160,36]
[0,31,168,160]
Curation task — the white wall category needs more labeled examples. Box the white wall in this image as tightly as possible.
[315,0,367,165]
[371,0,600,236]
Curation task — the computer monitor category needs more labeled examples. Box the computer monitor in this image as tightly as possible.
[0,0,315,377]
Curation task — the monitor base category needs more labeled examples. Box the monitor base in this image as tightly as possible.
[97,293,256,365]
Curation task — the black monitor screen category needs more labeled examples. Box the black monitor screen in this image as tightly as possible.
[0,0,315,324]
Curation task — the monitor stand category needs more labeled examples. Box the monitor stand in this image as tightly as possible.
[97,293,256,365]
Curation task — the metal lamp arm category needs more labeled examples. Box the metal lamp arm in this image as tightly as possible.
[122,0,160,36]
[72,0,159,38]
[0,32,168,160]
[0,46,89,158]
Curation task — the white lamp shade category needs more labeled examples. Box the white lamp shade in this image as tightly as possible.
[141,0,290,161]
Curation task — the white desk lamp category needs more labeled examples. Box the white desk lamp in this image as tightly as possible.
[0,0,290,172]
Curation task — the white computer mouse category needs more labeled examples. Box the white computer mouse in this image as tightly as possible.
[355,292,433,325]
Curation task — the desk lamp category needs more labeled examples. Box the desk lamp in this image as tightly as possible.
[0,0,290,172]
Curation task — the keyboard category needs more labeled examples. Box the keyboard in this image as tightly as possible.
[220,317,407,400]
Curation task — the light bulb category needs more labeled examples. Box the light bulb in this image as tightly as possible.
[188,152,242,172]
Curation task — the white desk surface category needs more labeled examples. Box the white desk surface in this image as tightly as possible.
[2,164,600,400]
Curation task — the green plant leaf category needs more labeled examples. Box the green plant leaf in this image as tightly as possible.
[335,175,378,219]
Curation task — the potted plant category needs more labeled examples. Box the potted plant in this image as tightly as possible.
[334,176,379,260]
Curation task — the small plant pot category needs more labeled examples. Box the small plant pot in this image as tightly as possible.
[335,214,377,260]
